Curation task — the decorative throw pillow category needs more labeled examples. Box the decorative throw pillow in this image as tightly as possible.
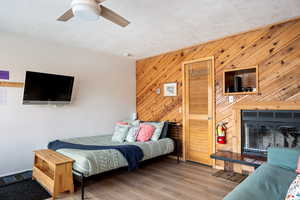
[111,124,130,143]
[136,124,155,142]
[160,122,169,139]
[296,156,300,174]
[143,121,165,141]
[116,121,129,125]
[123,120,140,127]
[126,126,140,142]
[286,175,300,200]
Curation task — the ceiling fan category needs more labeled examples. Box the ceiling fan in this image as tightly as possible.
[57,0,130,27]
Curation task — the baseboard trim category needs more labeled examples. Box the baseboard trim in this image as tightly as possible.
[0,169,32,178]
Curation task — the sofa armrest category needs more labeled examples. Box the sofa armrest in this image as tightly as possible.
[268,147,300,171]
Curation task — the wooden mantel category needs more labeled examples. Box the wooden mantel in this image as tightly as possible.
[233,101,300,110]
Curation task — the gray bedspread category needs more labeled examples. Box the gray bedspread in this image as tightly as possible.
[56,134,174,176]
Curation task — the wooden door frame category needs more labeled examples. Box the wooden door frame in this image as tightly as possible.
[182,56,216,167]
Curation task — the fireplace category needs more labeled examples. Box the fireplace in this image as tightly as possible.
[241,110,300,157]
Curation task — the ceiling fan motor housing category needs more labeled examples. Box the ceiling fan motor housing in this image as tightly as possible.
[71,0,101,21]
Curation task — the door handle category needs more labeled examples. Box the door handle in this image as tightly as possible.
[208,117,212,120]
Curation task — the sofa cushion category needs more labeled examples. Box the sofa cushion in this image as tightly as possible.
[268,148,300,171]
[224,163,297,200]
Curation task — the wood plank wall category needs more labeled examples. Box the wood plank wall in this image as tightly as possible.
[136,18,300,168]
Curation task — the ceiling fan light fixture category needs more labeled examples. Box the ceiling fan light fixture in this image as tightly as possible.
[71,0,100,21]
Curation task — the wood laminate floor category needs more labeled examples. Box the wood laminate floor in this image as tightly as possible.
[53,158,237,200]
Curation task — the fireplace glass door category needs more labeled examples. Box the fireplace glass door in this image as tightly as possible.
[242,110,300,157]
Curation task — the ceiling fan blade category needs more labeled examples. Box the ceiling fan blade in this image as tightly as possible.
[100,5,130,27]
[57,9,74,21]
[95,0,107,3]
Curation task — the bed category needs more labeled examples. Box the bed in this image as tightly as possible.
[54,133,175,199]
[56,134,175,177]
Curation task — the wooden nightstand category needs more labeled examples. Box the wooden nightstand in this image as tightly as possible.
[32,149,74,200]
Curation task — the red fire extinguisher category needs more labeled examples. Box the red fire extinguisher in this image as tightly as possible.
[216,122,227,144]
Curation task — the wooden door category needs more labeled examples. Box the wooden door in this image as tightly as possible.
[183,57,214,166]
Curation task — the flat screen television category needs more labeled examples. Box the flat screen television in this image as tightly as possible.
[23,71,74,105]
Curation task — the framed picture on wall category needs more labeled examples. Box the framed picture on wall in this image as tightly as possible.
[164,82,177,97]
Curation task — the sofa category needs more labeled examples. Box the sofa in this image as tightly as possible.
[224,148,300,200]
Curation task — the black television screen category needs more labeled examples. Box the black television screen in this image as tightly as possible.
[23,71,74,105]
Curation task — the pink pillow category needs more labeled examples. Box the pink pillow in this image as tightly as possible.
[296,156,300,174]
[136,124,155,142]
[116,121,128,125]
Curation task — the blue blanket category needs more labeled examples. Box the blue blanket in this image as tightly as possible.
[48,140,144,171]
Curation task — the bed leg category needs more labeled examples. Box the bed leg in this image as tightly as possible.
[73,169,85,200]
[81,175,85,200]
[176,139,180,164]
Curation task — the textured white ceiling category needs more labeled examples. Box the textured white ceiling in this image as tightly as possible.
[1,0,300,59]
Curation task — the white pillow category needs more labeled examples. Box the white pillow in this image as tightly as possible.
[111,124,130,143]
[126,127,140,142]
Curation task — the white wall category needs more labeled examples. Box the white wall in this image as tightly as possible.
[0,32,136,176]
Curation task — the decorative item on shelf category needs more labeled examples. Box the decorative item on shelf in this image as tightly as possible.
[0,70,24,88]
[216,122,227,144]
[163,82,177,97]
[0,70,9,80]
[242,87,253,92]
[131,112,137,120]
[234,76,242,92]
